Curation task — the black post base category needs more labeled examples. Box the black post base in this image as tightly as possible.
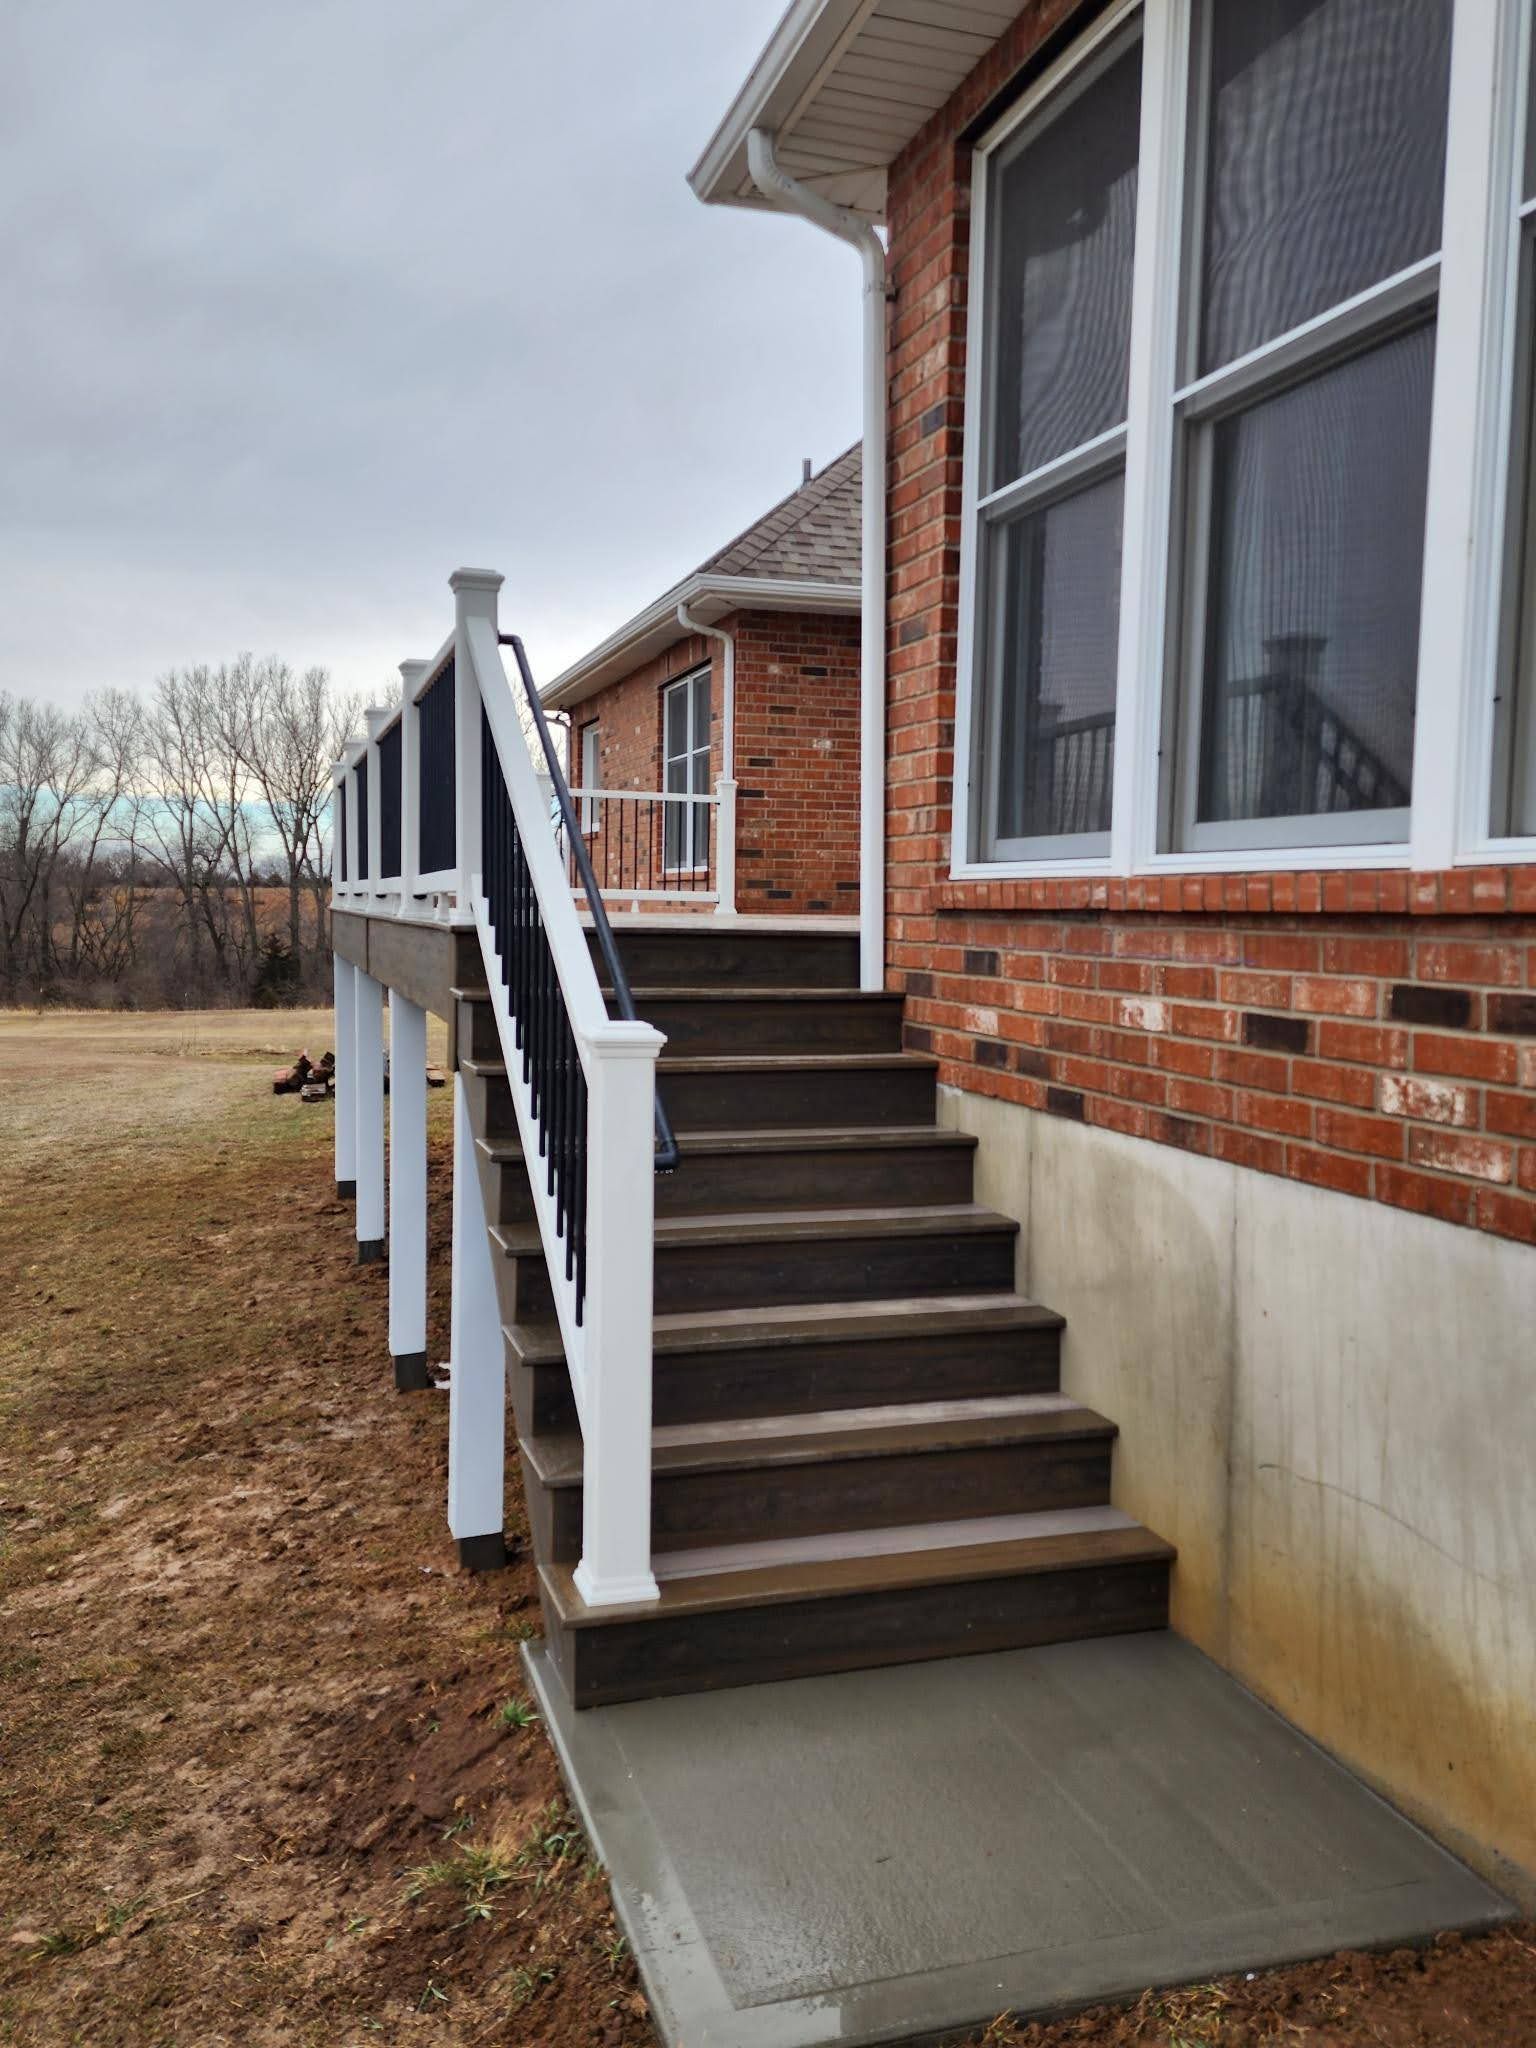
[336,1178,357,1201]
[393,1351,432,1392]
[356,1238,386,1265]
[456,1532,508,1574]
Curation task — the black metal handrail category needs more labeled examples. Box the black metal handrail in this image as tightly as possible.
[355,756,370,880]
[496,632,679,1173]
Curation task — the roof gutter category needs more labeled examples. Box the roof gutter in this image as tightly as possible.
[747,128,886,991]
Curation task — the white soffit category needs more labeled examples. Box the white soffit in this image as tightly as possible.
[689,0,1028,220]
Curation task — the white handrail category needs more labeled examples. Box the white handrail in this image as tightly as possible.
[460,589,664,1608]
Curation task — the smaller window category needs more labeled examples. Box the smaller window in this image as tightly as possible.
[663,668,711,869]
[579,722,600,833]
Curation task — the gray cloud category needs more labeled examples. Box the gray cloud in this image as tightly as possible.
[1,0,861,710]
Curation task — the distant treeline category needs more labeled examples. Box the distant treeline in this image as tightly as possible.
[0,658,362,1008]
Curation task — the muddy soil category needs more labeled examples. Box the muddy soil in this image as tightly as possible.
[1,1012,1529,2047]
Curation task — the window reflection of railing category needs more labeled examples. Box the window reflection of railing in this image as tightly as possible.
[1203,655,1411,822]
[1035,707,1116,838]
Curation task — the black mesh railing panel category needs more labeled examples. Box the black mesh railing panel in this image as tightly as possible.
[378,721,402,878]
[338,782,348,883]
[355,758,370,880]
[418,656,456,874]
[482,706,589,1321]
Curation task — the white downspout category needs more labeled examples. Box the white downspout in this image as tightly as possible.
[676,599,739,917]
[747,127,886,991]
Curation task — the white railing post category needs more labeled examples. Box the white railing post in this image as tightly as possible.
[329,758,346,899]
[714,776,738,917]
[447,1072,506,1568]
[354,969,386,1262]
[364,706,390,901]
[333,951,357,1200]
[399,659,429,912]
[343,741,363,902]
[573,1020,664,1609]
[388,988,430,1389]
[451,569,503,914]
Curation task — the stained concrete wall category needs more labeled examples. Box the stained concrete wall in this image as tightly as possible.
[940,1084,1536,1904]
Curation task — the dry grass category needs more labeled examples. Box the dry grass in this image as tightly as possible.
[0,1010,648,2046]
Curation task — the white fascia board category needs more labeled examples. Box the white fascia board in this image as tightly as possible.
[542,574,862,712]
[687,0,878,213]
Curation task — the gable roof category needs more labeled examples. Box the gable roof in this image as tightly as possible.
[689,0,1029,220]
[543,446,862,710]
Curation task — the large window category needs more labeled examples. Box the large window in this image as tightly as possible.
[663,668,711,869]
[1170,0,1449,853]
[975,21,1141,858]
[959,0,1536,874]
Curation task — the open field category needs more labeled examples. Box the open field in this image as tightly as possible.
[0,1013,1530,2046]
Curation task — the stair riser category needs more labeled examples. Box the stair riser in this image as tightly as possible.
[507,1225,1017,1319]
[642,997,905,1058]
[491,1138,977,1224]
[593,929,859,990]
[461,997,501,1062]
[515,1321,1062,1433]
[544,1560,1172,1707]
[533,1438,1114,1565]
[661,1063,936,1131]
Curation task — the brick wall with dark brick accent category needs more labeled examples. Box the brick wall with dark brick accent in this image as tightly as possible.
[881,0,1536,1249]
[568,609,860,915]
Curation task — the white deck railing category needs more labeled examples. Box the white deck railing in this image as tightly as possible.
[330,570,665,1607]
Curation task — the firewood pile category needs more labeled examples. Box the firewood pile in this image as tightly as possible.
[273,1050,336,1101]
[271,1050,448,1103]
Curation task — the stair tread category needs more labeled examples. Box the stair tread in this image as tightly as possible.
[542,1507,1175,1626]
[478,1125,976,1168]
[492,1202,1018,1263]
[624,987,902,1004]
[662,1051,938,1073]
[523,1395,1116,1487]
[506,1290,1064,1365]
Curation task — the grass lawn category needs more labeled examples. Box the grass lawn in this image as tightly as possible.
[0,1010,1529,2047]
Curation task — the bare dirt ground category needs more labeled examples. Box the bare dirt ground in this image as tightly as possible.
[1,1011,1530,2047]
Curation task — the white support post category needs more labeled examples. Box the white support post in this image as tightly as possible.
[354,969,386,1262]
[447,1073,506,1569]
[714,776,738,916]
[399,659,429,912]
[450,568,503,916]
[364,705,390,901]
[333,951,357,1201]
[573,1022,664,1609]
[388,989,430,1390]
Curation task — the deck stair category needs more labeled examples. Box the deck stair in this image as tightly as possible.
[457,923,1172,1707]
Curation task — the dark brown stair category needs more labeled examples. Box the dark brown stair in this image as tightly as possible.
[507,1294,1066,1433]
[539,1512,1174,1707]
[480,1125,980,1222]
[522,1397,1118,1563]
[590,922,860,990]
[457,919,1172,1707]
[491,1203,1019,1319]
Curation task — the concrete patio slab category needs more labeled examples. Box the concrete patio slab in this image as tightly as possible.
[525,1632,1510,2048]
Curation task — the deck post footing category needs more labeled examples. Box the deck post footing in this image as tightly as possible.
[393,1351,432,1391]
[457,1532,508,1573]
[357,1238,385,1265]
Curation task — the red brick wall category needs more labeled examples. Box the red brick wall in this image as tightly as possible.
[570,609,861,915]
[882,0,1536,1248]
[734,610,861,913]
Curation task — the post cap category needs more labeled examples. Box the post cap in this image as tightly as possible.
[448,567,504,594]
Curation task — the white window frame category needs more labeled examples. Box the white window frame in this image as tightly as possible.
[662,665,712,871]
[578,720,601,833]
[950,0,1536,880]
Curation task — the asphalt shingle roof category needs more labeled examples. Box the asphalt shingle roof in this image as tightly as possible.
[696,442,861,585]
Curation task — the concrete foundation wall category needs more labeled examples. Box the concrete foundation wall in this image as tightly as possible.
[940,1083,1536,1903]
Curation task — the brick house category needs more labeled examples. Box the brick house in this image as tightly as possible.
[690,0,1536,1895]
[541,447,863,916]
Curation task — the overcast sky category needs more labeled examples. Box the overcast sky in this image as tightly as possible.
[1,0,861,715]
